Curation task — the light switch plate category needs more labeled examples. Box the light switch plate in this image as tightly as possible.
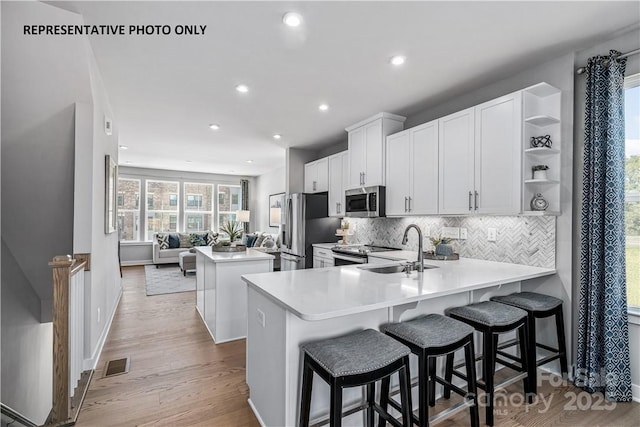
[487,228,497,242]
[442,227,460,239]
[459,228,468,240]
[256,309,266,328]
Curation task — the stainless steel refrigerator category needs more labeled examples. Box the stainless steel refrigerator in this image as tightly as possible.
[281,192,341,270]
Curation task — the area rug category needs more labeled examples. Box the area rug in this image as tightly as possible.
[144,265,195,296]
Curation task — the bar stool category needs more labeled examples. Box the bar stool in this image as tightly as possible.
[381,314,480,427]
[299,329,413,427]
[490,292,568,395]
[445,301,531,426]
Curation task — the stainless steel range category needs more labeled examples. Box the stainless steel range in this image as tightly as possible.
[331,245,399,265]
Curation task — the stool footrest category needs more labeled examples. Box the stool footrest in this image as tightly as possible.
[537,343,560,353]
[495,357,524,372]
[387,395,475,427]
[536,353,560,367]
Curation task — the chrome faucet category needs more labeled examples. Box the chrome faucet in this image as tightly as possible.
[402,224,424,272]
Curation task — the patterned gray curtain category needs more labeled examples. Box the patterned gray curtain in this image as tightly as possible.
[576,50,631,401]
[241,179,249,234]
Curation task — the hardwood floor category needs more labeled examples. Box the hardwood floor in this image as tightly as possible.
[77,266,640,426]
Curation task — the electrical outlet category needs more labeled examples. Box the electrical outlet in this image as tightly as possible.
[459,228,468,240]
[487,228,497,242]
[442,227,460,239]
[423,226,431,238]
[256,309,266,328]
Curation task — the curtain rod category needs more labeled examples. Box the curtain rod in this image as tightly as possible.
[576,48,640,74]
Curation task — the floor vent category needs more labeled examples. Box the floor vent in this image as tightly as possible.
[103,357,130,378]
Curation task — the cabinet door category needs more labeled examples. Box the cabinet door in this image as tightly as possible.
[438,108,475,215]
[474,92,522,214]
[315,157,329,192]
[348,126,366,188]
[364,119,384,186]
[328,153,344,217]
[410,121,439,215]
[304,162,316,193]
[385,130,411,216]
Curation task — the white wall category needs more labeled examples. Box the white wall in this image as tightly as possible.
[285,147,316,194]
[572,27,640,401]
[252,166,285,233]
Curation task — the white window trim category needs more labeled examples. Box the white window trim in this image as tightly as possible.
[145,179,180,240]
[117,178,142,241]
[625,73,640,316]
[217,184,242,231]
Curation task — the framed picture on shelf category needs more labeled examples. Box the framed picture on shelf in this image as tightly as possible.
[105,154,118,234]
[269,192,285,227]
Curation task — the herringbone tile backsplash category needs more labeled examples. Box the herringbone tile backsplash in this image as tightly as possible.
[348,216,556,269]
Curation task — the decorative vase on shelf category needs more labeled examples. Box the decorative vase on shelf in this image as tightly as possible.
[530,135,553,148]
[530,193,549,211]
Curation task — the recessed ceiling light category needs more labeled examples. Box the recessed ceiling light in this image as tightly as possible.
[283,12,303,27]
[246,160,253,163]
[273,134,282,140]
[119,145,128,150]
[209,123,220,130]
[186,160,193,163]
[318,104,329,112]
[236,84,249,93]
[390,55,406,66]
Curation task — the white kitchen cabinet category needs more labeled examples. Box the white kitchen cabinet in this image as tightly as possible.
[346,113,405,188]
[386,120,439,216]
[438,91,522,215]
[304,157,329,193]
[313,246,334,268]
[328,151,349,217]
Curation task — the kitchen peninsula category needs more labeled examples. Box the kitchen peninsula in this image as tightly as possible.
[241,256,555,426]
[195,247,274,344]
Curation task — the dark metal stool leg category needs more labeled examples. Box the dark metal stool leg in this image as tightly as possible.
[366,383,375,427]
[525,313,537,396]
[443,352,454,399]
[518,321,533,403]
[398,357,413,427]
[418,352,429,427]
[555,307,569,376]
[378,377,390,427]
[428,356,436,407]
[300,356,314,427]
[464,339,480,427]
[484,331,497,426]
[330,379,343,427]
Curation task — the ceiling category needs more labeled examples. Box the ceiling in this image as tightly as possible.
[55,1,639,176]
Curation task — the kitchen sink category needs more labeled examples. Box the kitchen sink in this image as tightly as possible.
[359,264,438,274]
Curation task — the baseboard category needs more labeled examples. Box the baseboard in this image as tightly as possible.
[633,383,640,402]
[247,398,266,427]
[121,259,153,266]
[83,287,123,371]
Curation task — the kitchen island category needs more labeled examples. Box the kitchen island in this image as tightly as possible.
[241,257,555,426]
[195,247,274,344]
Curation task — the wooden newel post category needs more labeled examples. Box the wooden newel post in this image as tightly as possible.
[49,255,75,424]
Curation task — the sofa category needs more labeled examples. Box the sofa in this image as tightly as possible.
[152,231,219,266]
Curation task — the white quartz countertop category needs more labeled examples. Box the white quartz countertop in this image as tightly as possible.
[368,250,424,261]
[312,242,339,249]
[196,246,274,263]
[242,258,555,321]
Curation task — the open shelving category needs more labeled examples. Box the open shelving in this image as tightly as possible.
[521,82,561,215]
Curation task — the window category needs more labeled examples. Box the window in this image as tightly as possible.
[625,73,640,310]
[117,178,140,241]
[146,180,179,240]
[184,183,213,232]
[218,184,243,231]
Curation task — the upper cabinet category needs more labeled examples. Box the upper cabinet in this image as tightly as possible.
[346,113,405,188]
[328,151,349,217]
[304,157,329,193]
[521,83,561,215]
[438,92,524,215]
[386,120,438,216]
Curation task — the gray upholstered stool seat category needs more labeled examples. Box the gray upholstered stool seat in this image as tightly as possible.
[382,314,475,348]
[446,301,527,326]
[300,329,413,427]
[301,329,410,377]
[491,291,562,312]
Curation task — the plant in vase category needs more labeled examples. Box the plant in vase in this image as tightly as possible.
[532,165,549,180]
[430,236,454,256]
[219,219,244,245]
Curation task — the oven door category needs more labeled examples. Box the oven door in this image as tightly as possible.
[332,253,367,266]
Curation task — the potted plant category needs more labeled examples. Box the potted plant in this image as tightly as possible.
[430,236,454,256]
[220,219,244,244]
[532,165,549,180]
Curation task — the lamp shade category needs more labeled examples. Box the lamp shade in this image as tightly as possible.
[236,210,251,223]
[270,207,281,225]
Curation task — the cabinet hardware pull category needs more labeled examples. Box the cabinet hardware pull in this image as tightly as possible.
[404,197,408,212]
[469,191,473,211]
[313,181,316,191]
[474,191,479,211]
[408,197,412,212]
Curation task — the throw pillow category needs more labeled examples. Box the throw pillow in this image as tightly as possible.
[178,233,193,248]
[245,233,258,248]
[254,233,267,248]
[168,233,180,249]
[189,232,207,247]
[156,233,169,250]
[260,236,275,249]
[206,232,219,246]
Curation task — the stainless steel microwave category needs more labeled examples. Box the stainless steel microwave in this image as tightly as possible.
[345,186,385,218]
